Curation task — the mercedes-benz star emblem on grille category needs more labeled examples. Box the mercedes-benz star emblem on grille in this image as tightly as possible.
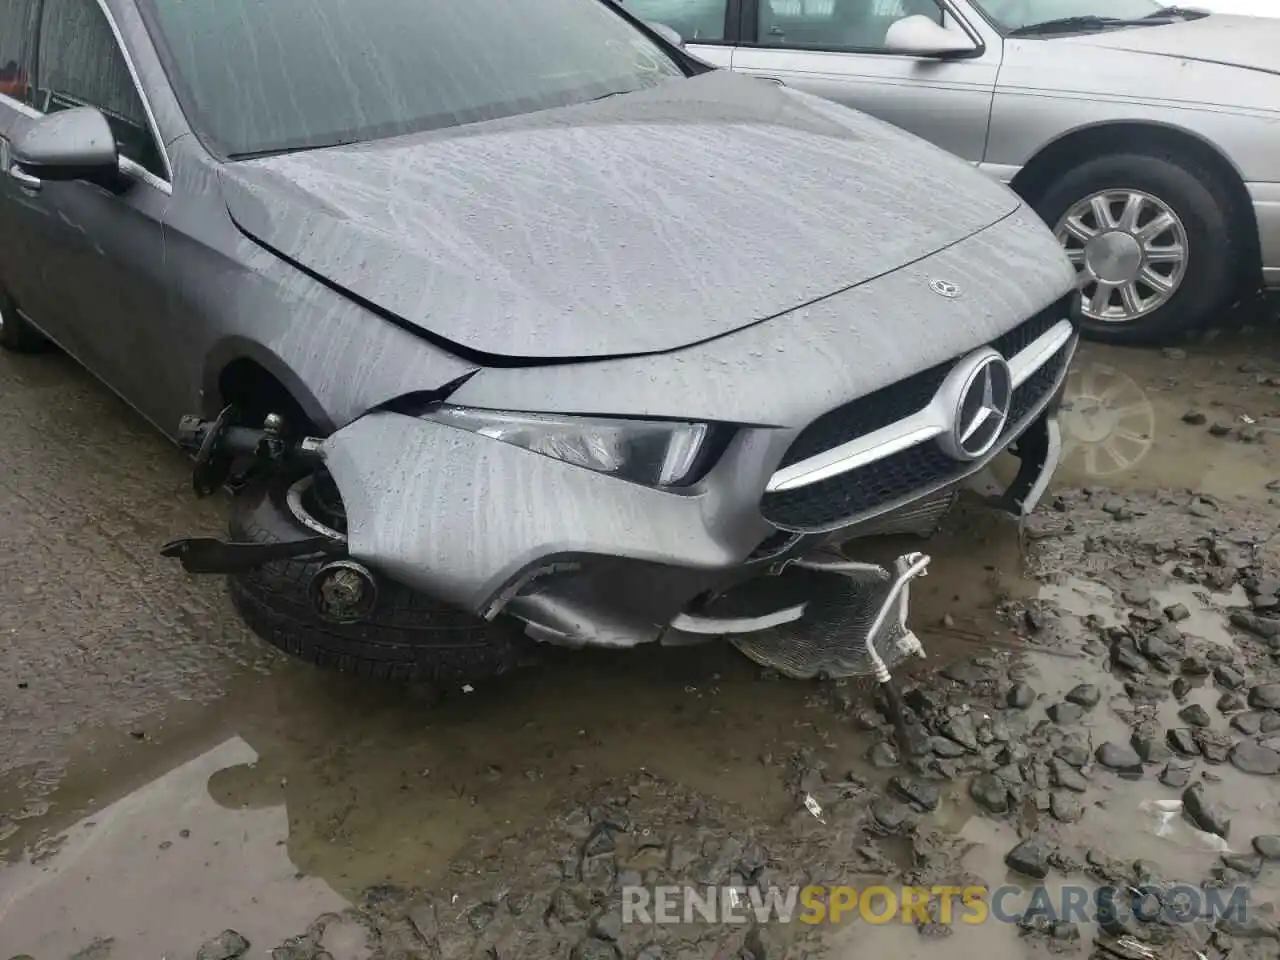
[929,278,961,299]
[936,351,1014,462]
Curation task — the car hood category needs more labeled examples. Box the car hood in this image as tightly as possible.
[219,70,1020,361]
[1065,14,1280,76]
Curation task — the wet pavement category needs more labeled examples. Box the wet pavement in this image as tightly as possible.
[3,319,1280,959]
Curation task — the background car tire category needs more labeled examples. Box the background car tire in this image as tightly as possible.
[0,288,49,353]
[1032,151,1238,346]
[227,466,532,683]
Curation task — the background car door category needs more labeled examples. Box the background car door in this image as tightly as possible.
[2,0,176,430]
[730,0,1001,163]
[612,0,737,67]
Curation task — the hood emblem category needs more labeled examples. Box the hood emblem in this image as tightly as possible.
[929,278,961,299]
[936,350,1013,462]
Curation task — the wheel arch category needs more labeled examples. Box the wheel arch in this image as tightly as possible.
[1009,119,1261,291]
[202,337,333,436]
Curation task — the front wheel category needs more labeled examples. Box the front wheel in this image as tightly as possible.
[1033,152,1238,345]
[227,465,532,683]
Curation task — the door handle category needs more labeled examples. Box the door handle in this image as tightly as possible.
[8,163,41,191]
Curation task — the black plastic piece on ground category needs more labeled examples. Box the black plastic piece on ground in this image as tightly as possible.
[160,535,345,574]
[988,414,1051,515]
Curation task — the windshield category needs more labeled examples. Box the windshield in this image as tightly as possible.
[972,0,1164,31]
[137,0,686,158]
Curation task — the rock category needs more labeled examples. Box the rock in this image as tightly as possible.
[1095,743,1143,773]
[929,736,967,758]
[1183,783,1230,839]
[1065,684,1101,709]
[940,716,979,753]
[1050,758,1089,793]
[571,937,621,960]
[1189,496,1219,516]
[1255,594,1280,613]
[1264,713,1280,733]
[1159,762,1193,789]
[1193,729,1230,764]
[1182,656,1211,676]
[1163,347,1186,360]
[1178,704,1212,728]
[1164,603,1191,622]
[1054,743,1090,768]
[1229,741,1280,776]
[1222,852,1264,878]
[1249,684,1280,710]
[1217,692,1246,713]
[872,797,916,832]
[869,742,900,768]
[1232,712,1265,735]
[1123,585,1152,605]
[1047,702,1085,725]
[197,931,250,960]
[1050,791,1084,823]
[942,660,991,686]
[969,774,1010,814]
[1005,837,1051,879]
[1233,613,1280,641]
[1182,411,1207,425]
[890,776,940,812]
[1006,683,1036,709]
[467,902,496,931]
[1130,734,1172,764]
[1172,676,1192,699]
[1216,665,1247,690]
[592,910,623,941]
[1216,916,1280,940]
[1167,728,1200,756]
[1252,835,1280,860]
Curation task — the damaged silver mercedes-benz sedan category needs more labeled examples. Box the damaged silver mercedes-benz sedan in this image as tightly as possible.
[0,0,1079,684]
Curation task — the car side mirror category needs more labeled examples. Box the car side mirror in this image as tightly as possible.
[645,20,685,48]
[10,105,122,191]
[884,15,977,57]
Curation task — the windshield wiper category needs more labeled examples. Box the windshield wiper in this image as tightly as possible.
[1008,7,1205,36]
[226,139,362,161]
[1140,5,1209,19]
[1008,15,1128,36]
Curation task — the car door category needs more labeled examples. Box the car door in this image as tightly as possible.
[730,0,1000,163]
[2,0,175,428]
[0,0,40,308]
[611,0,738,68]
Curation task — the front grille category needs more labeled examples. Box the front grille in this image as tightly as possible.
[777,298,1066,470]
[762,296,1073,532]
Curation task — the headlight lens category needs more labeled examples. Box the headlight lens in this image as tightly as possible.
[422,405,713,487]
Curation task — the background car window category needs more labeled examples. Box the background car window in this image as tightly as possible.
[758,0,944,49]
[137,0,686,159]
[615,0,730,41]
[34,0,165,178]
[0,0,36,103]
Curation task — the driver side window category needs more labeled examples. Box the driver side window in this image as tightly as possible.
[34,0,165,179]
[758,0,944,50]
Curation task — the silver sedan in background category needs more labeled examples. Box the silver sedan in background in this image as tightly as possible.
[623,0,1280,344]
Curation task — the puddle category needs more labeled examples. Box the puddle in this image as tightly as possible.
[0,737,347,957]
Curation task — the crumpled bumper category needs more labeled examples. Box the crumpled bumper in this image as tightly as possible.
[319,386,1067,648]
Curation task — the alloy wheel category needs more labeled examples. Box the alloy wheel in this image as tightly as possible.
[1054,189,1189,324]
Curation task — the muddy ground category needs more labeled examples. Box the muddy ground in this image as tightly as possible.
[2,316,1280,960]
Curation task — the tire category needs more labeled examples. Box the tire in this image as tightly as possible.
[0,288,49,353]
[227,465,532,683]
[1032,151,1238,346]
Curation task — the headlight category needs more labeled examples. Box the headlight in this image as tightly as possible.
[422,405,715,487]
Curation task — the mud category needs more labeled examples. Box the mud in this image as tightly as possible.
[3,321,1280,959]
